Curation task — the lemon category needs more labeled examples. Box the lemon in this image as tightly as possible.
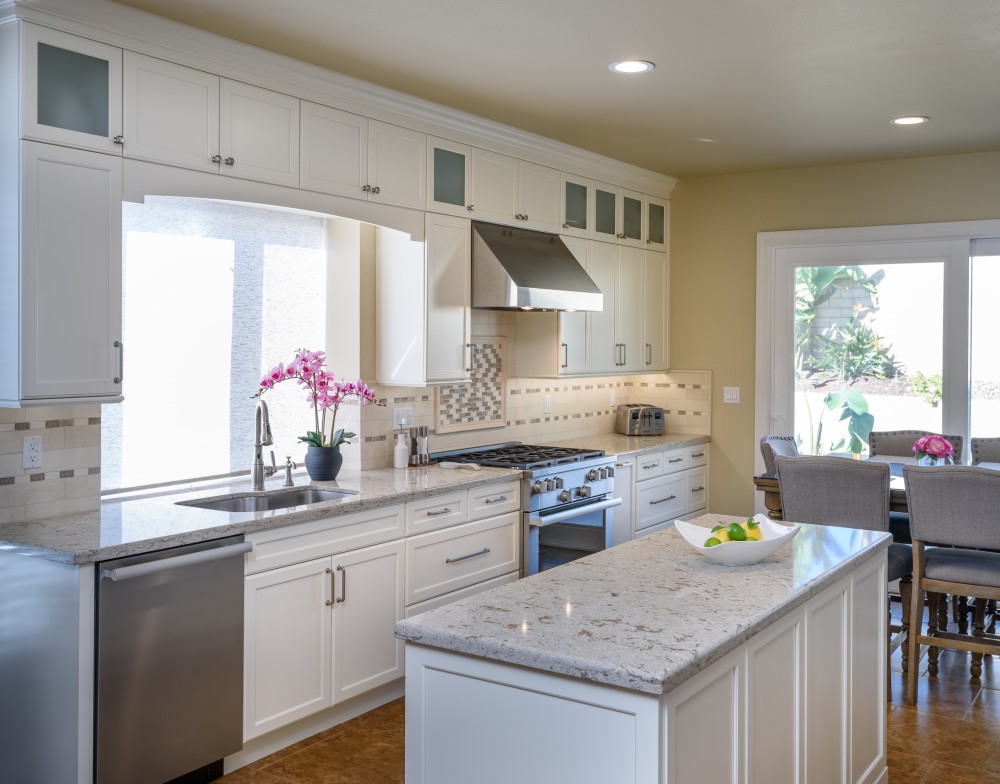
[726,523,747,541]
[703,537,722,548]
[714,528,730,543]
[745,527,762,541]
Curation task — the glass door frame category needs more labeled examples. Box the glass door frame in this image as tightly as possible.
[755,219,1000,484]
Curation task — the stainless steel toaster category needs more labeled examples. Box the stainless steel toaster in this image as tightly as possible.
[615,404,665,436]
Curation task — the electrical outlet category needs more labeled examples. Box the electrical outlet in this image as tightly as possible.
[543,394,551,414]
[610,388,616,407]
[392,407,413,429]
[23,436,42,469]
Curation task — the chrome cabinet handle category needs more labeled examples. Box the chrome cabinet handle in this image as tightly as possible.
[211,154,222,163]
[101,541,252,581]
[446,547,490,564]
[466,342,473,372]
[642,462,659,469]
[691,451,705,458]
[426,507,453,517]
[114,340,124,384]
[325,567,336,606]
[224,157,235,166]
[622,343,626,366]
[561,343,569,369]
[650,495,677,505]
[691,486,705,492]
[646,343,652,366]
[668,457,683,464]
[336,564,346,603]
[484,496,508,504]
[112,135,125,145]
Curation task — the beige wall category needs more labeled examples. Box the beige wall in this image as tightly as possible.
[670,150,1000,515]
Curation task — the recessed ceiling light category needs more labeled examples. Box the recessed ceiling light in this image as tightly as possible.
[891,116,930,126]
[609,60,655,74]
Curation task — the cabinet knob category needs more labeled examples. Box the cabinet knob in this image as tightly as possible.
[112,135,125,145]
[647,239,652,244]
[224,157,235,166]
[563,223,569,229]
[467,204,475,211]
[211,154,222,163]
[362,184,372,192]
[372,186,381,194]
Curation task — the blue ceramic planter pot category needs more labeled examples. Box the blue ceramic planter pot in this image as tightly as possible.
[304,445,343,481]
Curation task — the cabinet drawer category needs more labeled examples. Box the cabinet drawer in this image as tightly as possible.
[687,445,709,468]
[405,490,469,535]
[635,474,685,531]
[406,513,520,606]
[686,467,708,513]
[245,504,404,574]
[635,451,666,481]
[469,481,520,521]
[662,448,689,475]
[404,571,518,616]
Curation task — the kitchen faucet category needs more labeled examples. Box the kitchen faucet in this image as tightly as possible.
[252,399,277,491]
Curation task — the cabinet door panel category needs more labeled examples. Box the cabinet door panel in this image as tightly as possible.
[635,474,684,531]
[646,196,668,250]
[621,189,644,247]
[333,541,405,703]
[473,149,517,224]
[300,102,368,198]
[616,246,644,371]
[21,25,122,153]
[805,586,848,784]
[21,142,122,401]
[613,459,634,544]
[368,120,426,209]
[642,250,668,370]
[424,214,471,382]
[518,160,560,231]
[221,79,299,187]
[427,137,472,216]
[593,183,619,241]
[124,52,220,171]
[560,236,590,373]
[588,241,618,373]
[561,173,591,239]
[685,467,707,514]
[244,558,332,740]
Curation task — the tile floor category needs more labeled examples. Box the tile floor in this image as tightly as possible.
[218,606,1000,784]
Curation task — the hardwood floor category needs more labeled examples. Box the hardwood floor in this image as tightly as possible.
[219,608,1000,783]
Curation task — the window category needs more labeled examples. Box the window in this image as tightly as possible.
[756,221,1000,470]
[101,197,327,491]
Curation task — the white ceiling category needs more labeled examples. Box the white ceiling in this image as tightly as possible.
[111,0,1000,178]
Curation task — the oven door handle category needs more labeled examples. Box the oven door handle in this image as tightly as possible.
[528,496,622,527]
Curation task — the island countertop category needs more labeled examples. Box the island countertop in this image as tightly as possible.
[396,513,891,695]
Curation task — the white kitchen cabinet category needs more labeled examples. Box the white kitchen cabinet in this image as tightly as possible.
[376,213,471,386]
[2,142,123,406]
[427,136,473,217]
[560,172,592,239]
[633,445,710,538]
[612,457,634,545]
[642,250,669,370]
[472,148,560,232]
[589,241,643,373]
[122,53,299,186]
[513,235,591,376]
[20,24,123,154]
[243,538,404,739]
[593,182,645,248]
[646,195,669,251]
[367,120,426,209]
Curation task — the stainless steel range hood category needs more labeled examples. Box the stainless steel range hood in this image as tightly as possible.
[471,221,603,311]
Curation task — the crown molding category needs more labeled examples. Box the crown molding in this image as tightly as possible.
[8,0,676,196]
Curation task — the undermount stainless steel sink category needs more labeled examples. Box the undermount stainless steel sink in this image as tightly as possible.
[179,488,355,513]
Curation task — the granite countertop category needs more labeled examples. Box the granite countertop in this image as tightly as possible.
[0,465,520,565]
[396,512,890,695]
[548,433,710,460]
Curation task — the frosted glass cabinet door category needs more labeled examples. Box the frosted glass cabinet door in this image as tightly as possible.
[621,189,645,248]
[593,182,619,242]
[646,196,669,251]
[21,24,123,154]
[20,142,123,402]
[561,173,591,239]
[427,137,472,217]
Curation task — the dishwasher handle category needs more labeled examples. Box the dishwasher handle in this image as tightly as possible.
[101,541,253,582]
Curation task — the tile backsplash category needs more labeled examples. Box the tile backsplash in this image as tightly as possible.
[0,405,102,524]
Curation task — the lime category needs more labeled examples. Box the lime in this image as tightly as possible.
[703,537,722,548]
[745,517,758,529]
[726,523,747,541]
[711,524,726,533]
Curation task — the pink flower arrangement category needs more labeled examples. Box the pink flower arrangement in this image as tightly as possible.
[912,434,955,463]
[254,349,383,448]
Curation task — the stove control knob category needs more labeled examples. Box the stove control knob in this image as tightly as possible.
[577,485,592,499]
[599,467,608,480]
[554,477,564,489]
[586,468,600,481]
[532,480,545,494]
[558,489,572,503]
[608,466,616,478]
[544,478,555,492]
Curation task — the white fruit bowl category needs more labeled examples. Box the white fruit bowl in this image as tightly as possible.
[674,514,800,566]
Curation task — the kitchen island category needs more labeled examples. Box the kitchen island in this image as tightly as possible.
[396,513,891,784]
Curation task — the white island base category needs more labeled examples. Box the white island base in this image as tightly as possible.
[404,550,888,784]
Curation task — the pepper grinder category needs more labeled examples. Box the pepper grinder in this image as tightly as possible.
[409,426,430,465]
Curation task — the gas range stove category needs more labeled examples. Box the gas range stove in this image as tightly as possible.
[433,442,605,471]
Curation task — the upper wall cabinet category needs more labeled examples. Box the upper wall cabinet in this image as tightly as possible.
[21,24,123,154]
[472,149,560,232]
[646,195,669,251]
[560,172,592,240]
[594,182,646,248]
[123,53,299,186]
[301,103,425,210]
[427,137,473,217]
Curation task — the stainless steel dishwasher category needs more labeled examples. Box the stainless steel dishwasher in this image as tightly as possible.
[95,535,251,784]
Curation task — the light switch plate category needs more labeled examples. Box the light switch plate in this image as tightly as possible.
[543,395,551,414]
[23,436,42,469]
[723,387,741,404]
[392,407,413,429]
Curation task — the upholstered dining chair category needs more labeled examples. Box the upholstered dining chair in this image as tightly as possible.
[869,429,964,463]
[775,455,914,680]
[971,437,1000,466]
[760,435,799,477]
[903,465,1000,704]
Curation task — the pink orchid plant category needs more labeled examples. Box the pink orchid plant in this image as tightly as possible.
[912,434,955,463]
[254,349,383,449]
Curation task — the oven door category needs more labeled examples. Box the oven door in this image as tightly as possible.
[524,496,622,576]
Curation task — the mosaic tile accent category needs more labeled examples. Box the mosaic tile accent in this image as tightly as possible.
[436,341,505,432]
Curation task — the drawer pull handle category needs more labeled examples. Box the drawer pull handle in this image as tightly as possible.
[484,496,508,504]
[691,452,705,458]
[325,567,335,606]
[668,458,683,464]
[336,564,347,603]
[642,462,659,470]
[446,547,491,564]
[426,507,453,517]
[691,486,705,493]
[650,495,677,505]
